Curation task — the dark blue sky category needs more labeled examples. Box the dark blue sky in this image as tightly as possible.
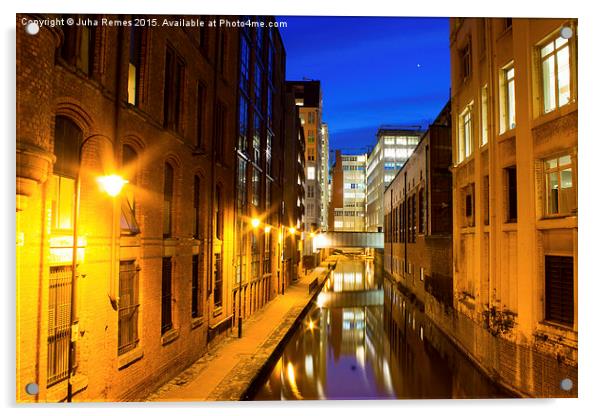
[277,16,450,152]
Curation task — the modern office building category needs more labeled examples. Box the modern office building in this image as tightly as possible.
[447,17,577,397]
[329,151,367,232]
[16,13,289,402]
[286,81,324,241]
[366,126,424,232]
[320,122,330,231]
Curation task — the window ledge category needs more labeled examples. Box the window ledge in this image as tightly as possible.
[532,101,578,130]
[191,316,205,330]
[118,346,144,369]
[497,129,516,143]
[536,216,577,230]
[460,226,476,234]
[535,321,577,345]
[161,328,180,346]
[501,222,517,232]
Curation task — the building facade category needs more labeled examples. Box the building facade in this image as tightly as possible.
[383,102,453,308]
[447,17,578,397]
[16,14,288,402]
[329,151,367,232]
[233,17,288,335]
[366,126,424,232]
[286,81,324,241]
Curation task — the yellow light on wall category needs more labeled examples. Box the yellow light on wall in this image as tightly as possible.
[97,174,128,197]
[289,227,296,235]
[251,218,261,228]
[264,225,272,233]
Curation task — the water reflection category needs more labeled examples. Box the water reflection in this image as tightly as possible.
[253,254,510,400]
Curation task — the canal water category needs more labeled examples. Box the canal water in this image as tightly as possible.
[253,253,511,400]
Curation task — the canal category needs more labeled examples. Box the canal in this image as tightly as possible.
[253,253,511,400]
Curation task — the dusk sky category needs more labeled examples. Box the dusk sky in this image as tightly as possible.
[278,16,451,155]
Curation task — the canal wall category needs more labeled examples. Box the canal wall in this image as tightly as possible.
[422,287,578,398]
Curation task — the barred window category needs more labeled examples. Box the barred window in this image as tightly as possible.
[161,257,173,334]
[118,261,140,355]
[47,265,72,386]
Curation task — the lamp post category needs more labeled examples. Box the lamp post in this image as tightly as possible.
[67,136,126,402]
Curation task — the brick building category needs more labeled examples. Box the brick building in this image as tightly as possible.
[16,13,289,402]
[383,101,453,307]
[446,17,577,397]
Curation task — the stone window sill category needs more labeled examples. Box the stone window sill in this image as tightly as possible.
[161,327,180,346]
[117,346,144,370]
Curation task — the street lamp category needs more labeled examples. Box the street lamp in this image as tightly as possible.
[67,135,125,402]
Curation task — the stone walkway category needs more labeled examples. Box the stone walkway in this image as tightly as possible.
[145,258,336,402]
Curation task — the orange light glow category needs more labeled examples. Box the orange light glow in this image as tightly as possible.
[264,225,272,233]
[289,227,296,235]
[97,174,128,197]
[251,218,261,228]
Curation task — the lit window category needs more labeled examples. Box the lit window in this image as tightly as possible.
[307,166,315,180]
[541,35,571,114]
[128,26,143,105]
[501,65,516,132]
[544,155,576,216]
[481,85,488,145]
[457,104,473,163]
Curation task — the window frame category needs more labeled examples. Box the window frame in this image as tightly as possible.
[542,154,576,218]
[538,32,573,115]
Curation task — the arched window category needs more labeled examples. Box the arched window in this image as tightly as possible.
[51,116,82,231]
[163,163,174,238]
[121,145,140,235]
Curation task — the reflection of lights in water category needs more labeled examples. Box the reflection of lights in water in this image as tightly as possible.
[305,354,314,379]
[308,319,315,331]
[317,292,326,308]
[286,362,303,399]
[355,345,365,368]
[420,326,424,341]
[382,360,394,395]
[343,311,355,320]
[412,317,415,330]
[316,379,325,399]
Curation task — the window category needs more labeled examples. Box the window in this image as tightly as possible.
[481,85,488,145]
[308,111,315,124]
[307,185,315,198]
[544,155,576,216]
[60,21,96,77]
[460,40,471,81]
[463,184,475,227]
[128,26,144,105]
[254,61,263,109]
[483,176,490,225]
[251,233,260,278]
[418,188,425,234]
[163,47,185,132]
[253,114,261,163]
[196,82,206,150]
[161,257,173,335]
[51,116,82,231]
[118,261,140,355]
[47,265,72,386]
[193,175,201,239]
[540,35,572,114]
[266,132,273,176]
[545,255,574,326]
[263,230,272,274]
[457,104,473,163]
[240,36,250,92]
[121,145,140,235]
[506,166,518,222]
[191,254,202,318]
[214,252,223,307]
[501,65,516,132]
[265,178,272,211]
[307,131,315,144]
[307,148,315,161]
[252,168,261,206]
[215,184,223,240]
[503,18,512,30]
[163,163,174,238]
[217,30,226,75]
[238,96,249,153]
[307,166,315,180]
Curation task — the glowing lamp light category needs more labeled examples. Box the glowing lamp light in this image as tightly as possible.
[289,227,296,235]
[97,175,128,197]
[308,319,315,330]
[264,225,272,233]
[310,232,316,238]
[251,218,261,228]
[316,292,326,308]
